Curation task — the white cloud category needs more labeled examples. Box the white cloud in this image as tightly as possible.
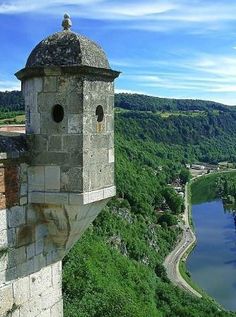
[99,2,177,19]
[0,0,104,14]
[115,88,147,95]
[0,80,20,91]
[1,0,236,34]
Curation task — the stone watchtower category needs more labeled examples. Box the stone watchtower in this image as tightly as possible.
[0,14,119,317]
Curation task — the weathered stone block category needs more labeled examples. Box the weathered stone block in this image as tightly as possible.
[30,266,52,298]
[28,112,41,134]
[34,253,46,272]
[41,112,68,135]
[0,284,14,316]
[16,225,35,247]
[45,193,69,204]
[83,148,108,166]
[29,192,45,204]
[88,189,104,203]
[28,166,45,192]
[67,92,83,114]
[69,193,83,205]
[35,239,44,255]
[20,184,27,197]
[26,243,35,259]
[106,115,114,132]
[0,209,7,232]
[7,228,16,247]
[13,275,30,305]
[69,150,83,166]
[8,246,26,268]
[39,309,51,317]
[48,135,62,151]
[31,152,69,166]
[20,196,27,206]
[34,77,43,93]
[63,135,83,151]
[8,206,26,228]
[108,148,114,163]
[51,300,63,317]
[41,286,61,311]
[26,205,39,224]
[61,167,83,192]
[51,261,62,287]
[27,134,48,153]
[38,92,57,113]
[90,134,110,149]
[0,229,8,248]
[104,186,116,199]
[68,114,82,134]
[45,166,60,191]
[44,76,57,92]
[19,295,41,317]
[36,224,48,241]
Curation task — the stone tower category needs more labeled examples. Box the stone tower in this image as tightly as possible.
[0,14,119,317]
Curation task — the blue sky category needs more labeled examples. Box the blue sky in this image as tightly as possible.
[1,0,236,105]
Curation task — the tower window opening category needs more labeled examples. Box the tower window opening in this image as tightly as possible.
[96,105,104,122]
[52,104,64,123]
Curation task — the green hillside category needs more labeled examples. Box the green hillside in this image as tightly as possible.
[63,105,236,316]
[0,90,233,113]
[1,91,236,316]
[115,93,233,112]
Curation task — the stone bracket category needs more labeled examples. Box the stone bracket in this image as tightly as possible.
[28,186,116,205]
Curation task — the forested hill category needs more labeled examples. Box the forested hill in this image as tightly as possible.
[0,91,23,111]
[63,103,236,317]
[0,90,233,113]
[2,90,236,316]
[115,93,233,112]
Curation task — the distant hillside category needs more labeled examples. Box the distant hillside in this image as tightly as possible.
[63,103,236,317]
[0,91,234,113]
[115,93,233,112]
[0,91,24,111]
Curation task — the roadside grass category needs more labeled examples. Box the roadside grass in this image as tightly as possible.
[0,114,25,125]
[179,257,224,310]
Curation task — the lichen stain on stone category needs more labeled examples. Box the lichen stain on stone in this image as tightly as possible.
[17,225,35,247]
[26,31,110,69]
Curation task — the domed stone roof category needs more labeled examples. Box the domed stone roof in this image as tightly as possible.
[26,14,110,69]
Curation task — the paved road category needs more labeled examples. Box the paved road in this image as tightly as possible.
[163,183,202,298]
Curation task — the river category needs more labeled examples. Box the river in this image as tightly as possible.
[186,199,236,311]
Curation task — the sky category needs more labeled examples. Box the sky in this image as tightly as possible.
[1,1,236,105]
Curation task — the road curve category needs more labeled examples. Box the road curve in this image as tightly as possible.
[163,183,202,298]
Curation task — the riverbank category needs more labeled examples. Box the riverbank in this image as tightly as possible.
[163,182,202,297]
[164,169,236,301]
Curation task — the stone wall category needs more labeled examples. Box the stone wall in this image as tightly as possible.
[0,261,62,317]
[0,133,113,316]
[0,136,62,317]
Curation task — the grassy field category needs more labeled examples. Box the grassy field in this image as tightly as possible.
[114,107,217,118]
[0,113,25,125]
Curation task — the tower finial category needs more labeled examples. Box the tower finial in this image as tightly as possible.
[62,13,72,31]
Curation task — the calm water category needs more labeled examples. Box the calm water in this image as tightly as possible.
[187,199,236,311]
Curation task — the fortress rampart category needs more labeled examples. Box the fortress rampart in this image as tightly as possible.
[0,14,119,317]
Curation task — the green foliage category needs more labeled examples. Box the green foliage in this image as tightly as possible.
[63,97,236,317]
[115,93,231,112]
[0,91,24,111]
[157,212,178,227]
[2,91,235,316]
[179,168,191,184]
[162,187,184,214]
[191,172,236,204]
